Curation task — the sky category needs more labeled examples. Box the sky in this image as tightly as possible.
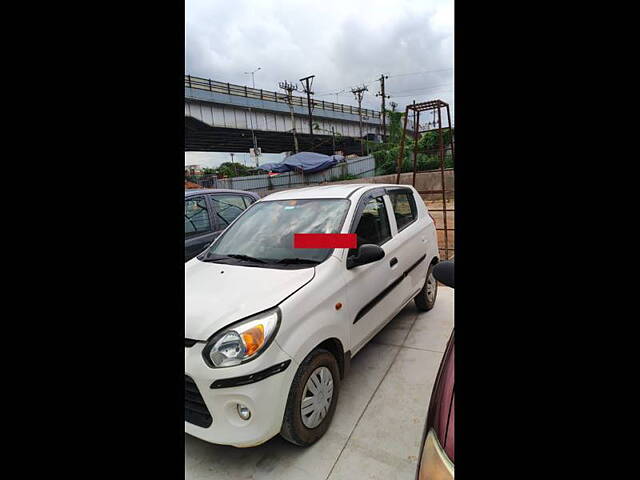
[185,0,453,168]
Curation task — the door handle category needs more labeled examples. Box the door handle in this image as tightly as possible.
[390,257,398,267]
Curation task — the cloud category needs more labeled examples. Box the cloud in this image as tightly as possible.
[186,0,454,120]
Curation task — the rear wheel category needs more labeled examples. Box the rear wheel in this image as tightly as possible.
[415,263,438,311]
[280,349,340,446]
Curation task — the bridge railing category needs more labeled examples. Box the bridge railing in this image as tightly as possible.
[185,74,381,121]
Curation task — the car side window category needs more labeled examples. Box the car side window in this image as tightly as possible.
[242,195,256,208]
[388,190,417,231]
[185,197,212,237]
[211,195,247,228]
[350,196,391,256]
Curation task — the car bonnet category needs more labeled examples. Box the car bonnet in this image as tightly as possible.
[185,260,315,341]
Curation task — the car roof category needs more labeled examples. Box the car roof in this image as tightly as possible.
[260,183,411,201]
[184,188,259,198]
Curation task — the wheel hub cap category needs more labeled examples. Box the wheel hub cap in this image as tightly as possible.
[301,366,334,428]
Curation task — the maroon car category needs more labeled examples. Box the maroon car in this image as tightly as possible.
[416,260,454,480]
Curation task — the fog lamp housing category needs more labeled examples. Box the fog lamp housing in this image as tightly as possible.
[237,404,251,420]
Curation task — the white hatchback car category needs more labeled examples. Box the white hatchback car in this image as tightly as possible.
[185,184,439,447]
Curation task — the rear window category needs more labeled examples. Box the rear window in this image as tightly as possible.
[210,195,248,228]
[388,190,417,231]
[185,197,212,237]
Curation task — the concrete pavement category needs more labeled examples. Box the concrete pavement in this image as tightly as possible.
[185,286,454,480]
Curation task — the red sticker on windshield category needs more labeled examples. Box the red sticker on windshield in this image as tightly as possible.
[294,233,357,249]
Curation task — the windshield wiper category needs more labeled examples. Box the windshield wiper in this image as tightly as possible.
[202,254,317,266]
[199,254,227,263]
[200,253,267,264]
[274,258,320,265]
[226,254,269,264]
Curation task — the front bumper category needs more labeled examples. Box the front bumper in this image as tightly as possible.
[185,340,297,448]
[417,428,454,480]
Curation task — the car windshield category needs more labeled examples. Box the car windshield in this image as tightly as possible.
[202,199,350,267]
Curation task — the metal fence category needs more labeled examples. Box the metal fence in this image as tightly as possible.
[186,155,376,197]
[185,74,382,120]
[396,100,454,260]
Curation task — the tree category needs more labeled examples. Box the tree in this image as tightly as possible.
[368,110,454,175]
[215,162,253,178]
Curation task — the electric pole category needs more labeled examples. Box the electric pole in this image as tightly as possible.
[351,85,368,155]
[230,153,237,177]
[279,81,300,153]
[245,106,258,157]
[300,75,315,147]
[376,74,390,141]
[331,126,336,153]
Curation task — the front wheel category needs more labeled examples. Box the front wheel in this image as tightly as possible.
[415,263,438,311]
[280,349,340,446]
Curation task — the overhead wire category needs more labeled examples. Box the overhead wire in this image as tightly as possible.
[387,67,453,78]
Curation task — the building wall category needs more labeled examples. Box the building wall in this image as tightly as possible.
[325,169,454,201]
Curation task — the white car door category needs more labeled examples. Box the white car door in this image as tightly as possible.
[385,187,431,303]
[343,188,409,355]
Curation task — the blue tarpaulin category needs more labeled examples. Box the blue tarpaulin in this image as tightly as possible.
[259,152,345,173]
[257,162,291,173]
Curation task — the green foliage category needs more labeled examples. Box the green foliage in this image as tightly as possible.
[417,128,454,151]
[369,110,454,175]
[387,111,404,145]
[215,162,254,178]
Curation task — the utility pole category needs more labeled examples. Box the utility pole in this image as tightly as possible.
[351,84,368,155]
[300,75,316,147]
[245,106,258,156]
[279,81,300,153]
[331,126,336,153]
[376,74,390,141]
[391,101,397,112]
[230,153,237,177]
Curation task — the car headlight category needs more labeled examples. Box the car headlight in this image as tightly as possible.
[202,308,281,368]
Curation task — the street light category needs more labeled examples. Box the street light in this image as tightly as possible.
[243,67,261,88]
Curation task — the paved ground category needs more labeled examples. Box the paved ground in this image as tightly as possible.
[185,287,454,480]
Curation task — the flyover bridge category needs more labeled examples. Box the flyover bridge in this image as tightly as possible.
[185,117,364,155]
[185,75,385,139]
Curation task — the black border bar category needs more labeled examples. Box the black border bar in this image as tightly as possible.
[210,359,292,389]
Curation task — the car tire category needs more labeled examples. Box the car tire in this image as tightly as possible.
[415,262,438,311]
[280,348,341,447]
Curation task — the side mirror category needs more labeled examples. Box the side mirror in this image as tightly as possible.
[433,260,454,288]
[347,244,385,269]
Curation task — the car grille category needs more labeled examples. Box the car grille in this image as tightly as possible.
[185,375,213,428]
